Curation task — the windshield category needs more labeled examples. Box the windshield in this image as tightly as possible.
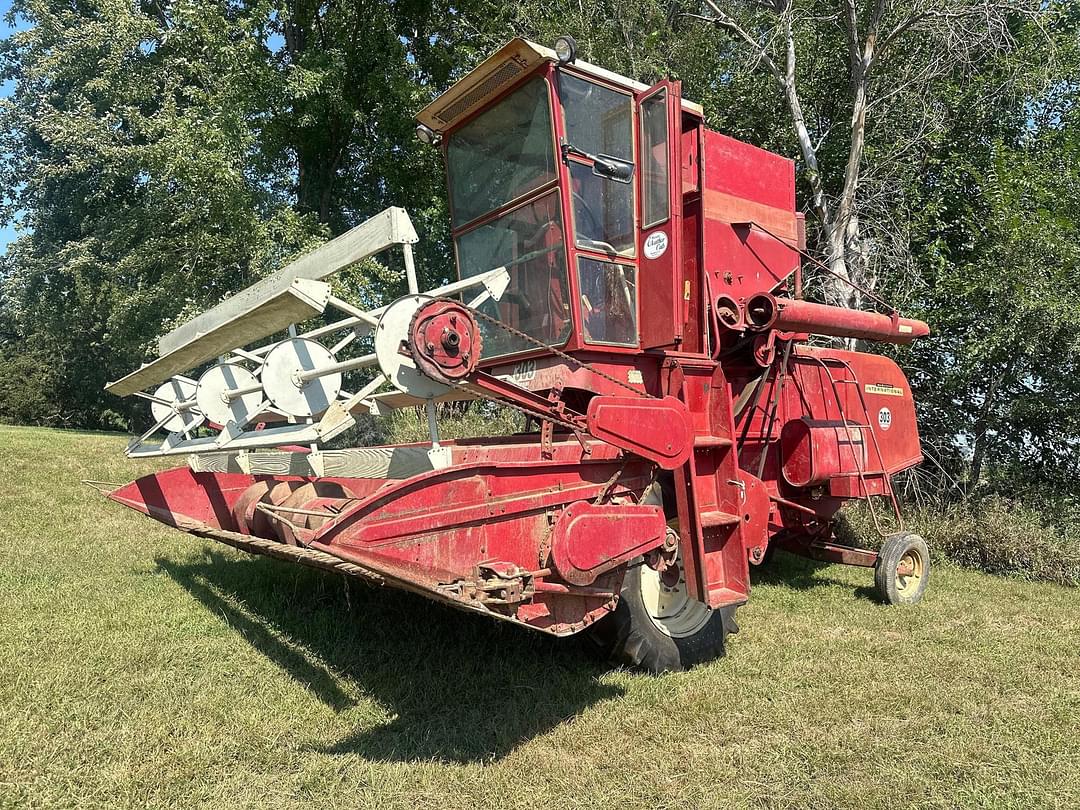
[446,77,557,227]
[457,191,571,358]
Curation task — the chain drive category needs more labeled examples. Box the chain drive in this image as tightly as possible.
[426,296,653,398]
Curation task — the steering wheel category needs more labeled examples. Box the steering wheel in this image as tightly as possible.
[572,190,604,241]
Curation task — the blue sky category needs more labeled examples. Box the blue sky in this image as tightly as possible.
[0,0,28,254]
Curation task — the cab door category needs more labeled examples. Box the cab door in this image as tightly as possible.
[635,80,684,349]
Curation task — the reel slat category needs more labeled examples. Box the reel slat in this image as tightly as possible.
[105,279,331,396]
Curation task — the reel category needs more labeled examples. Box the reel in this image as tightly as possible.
[374,295,455,399]
[149,378,202,435]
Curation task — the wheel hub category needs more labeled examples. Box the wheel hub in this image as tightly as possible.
[895,550,924,597]
[638,541,711,639]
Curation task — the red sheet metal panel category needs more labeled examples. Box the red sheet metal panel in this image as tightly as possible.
[550,501,666,585]
[780,348,923,482]
[781,418,868,488]
[585,395,693,469]
[701,130,800,303]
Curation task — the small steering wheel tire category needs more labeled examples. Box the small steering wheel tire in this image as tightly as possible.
[874,532,930,605]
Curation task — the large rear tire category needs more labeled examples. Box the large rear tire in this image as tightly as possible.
[589,552,738,674]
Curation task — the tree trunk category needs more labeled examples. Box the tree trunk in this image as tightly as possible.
[967,358,1016,495]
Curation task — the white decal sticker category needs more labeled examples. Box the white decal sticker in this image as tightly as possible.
[643,230,668,259]
[865,383,904,397]
[510,359,537,384]
[627,369,644,384]
[878,407,892,430]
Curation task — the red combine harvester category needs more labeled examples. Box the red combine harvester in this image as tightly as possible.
[105,38,930,672]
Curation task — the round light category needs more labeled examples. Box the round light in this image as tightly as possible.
[554,35,577,65]
[415,123,437,145]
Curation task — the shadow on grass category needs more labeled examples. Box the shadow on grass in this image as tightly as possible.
[156,550,624,763]
[751,550,881,603]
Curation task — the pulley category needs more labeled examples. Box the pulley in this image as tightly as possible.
[261,338,343,419]
[196,363,263,427]
[409,299,481,384]
[374,295,455,399]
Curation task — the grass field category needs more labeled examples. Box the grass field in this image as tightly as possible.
[1,425,1078,809]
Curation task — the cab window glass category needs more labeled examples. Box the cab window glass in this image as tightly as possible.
[457,192,571,357]
[560,75,635,257]
[446,77,556,227]
[577,258,637,346]
[560,74,632,160]
[569,162,635,255]
[641,90,669,228]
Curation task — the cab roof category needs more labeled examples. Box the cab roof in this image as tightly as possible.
[415,38,704,134]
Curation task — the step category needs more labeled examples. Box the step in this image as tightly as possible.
[705,585,749,609]
[699,510,740,529]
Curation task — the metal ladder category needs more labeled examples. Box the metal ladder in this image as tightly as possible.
[799,352,904,536]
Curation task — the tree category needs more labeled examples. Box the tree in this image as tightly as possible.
[0,0,486,427]
[901,15,1080,495]
[0,0,321,427]
[1,0,1077,508]
[686,0,1036,307]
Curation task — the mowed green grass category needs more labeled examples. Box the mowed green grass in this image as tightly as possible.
[0,425,1077,809]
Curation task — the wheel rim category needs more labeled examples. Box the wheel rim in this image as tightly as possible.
[637,558,711,638]
[895,547,925,598]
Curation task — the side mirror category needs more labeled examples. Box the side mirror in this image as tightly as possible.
[562,141,635,184]
[592,154,634,184]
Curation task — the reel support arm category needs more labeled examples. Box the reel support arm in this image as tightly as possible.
[406,299,693,470]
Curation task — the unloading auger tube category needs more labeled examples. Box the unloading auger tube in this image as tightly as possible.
[102,37,933,674]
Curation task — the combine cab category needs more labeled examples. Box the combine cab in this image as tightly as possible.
[105,38,930,673]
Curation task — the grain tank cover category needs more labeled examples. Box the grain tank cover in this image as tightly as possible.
[701,131,802,301]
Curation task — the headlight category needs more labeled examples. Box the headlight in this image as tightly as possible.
[554,35,577,65]
[415,124,439,145]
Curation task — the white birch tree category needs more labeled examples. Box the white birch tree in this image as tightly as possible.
[686,0,1036,307]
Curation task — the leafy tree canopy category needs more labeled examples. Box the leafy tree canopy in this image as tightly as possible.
[0,0,1077,500]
